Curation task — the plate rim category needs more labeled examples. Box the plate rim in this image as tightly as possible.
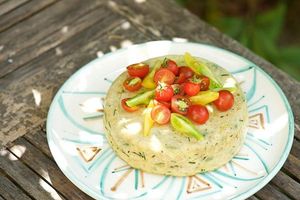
[46,40,294,200]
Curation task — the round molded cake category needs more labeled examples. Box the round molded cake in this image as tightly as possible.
[103,55,248,176]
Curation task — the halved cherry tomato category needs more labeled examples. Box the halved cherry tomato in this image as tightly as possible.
[171,95,191,115]
[172,84,185,95]
[155,84,174,102]
[213,90,234,112]
[123,77,142,92]
[155,100,171,109]
[187,105,209,124]
[154,68,175,85]
[183,82,200,96]
[127,63,150,78]
[151,105,171,124]
[121,98,139,112]
[163,59,179,75]
[200,76,210,91]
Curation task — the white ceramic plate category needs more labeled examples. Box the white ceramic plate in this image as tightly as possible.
[47,41,294,200]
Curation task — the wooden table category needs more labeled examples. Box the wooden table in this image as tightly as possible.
[0,0,299,199]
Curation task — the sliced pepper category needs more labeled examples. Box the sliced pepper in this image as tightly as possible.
[143,100,155,136]
[184,52,222,89]
[211,87,237,93]
[189,91,219,105]
[126,90,155,107]
[170,113,204,140]
[141,60,162,89]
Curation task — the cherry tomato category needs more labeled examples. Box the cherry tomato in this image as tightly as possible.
[172,84,185,95]
[200,76,210,91]
[155,84,174,102]
[187,105,209,124]
[121,98,139,112]
[171,95,191,115]
[127,63,149,78]
[175,73,186,84]
[154,68,175,85]
[155,100,171,109]
[183,82,200,96]
[151,105,171,124]
[163,59,179,75]
[123,77,142,92]
[213,90,234,112]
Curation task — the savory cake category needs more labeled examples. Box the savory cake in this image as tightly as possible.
[103,55,248,176]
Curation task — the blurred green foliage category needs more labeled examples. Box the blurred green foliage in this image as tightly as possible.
[175,0,300,81]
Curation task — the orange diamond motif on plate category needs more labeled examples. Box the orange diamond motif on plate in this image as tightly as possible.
[248,113,265,129]
[187,175,211,193]
[76,147,101,162]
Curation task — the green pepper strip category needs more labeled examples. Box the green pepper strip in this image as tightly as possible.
[170,113,204,141]
[125,90,155,107]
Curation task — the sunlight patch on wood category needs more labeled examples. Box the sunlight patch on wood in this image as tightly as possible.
[32,89,42,107]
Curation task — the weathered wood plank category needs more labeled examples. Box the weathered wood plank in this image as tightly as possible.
[0,148,66,200]
[24,130,52,159]
[109,0,300,142]
[255,183,291,200]
[282,154,300,182]
[0,0,105,78]
[0,0,28,16]
[290,139,300,159]
[0,170,32,200]
[9,137,93,200]
[271,171,300,200]
[0,6,150,147]
[0,0,58,33]
[246,195,260,200]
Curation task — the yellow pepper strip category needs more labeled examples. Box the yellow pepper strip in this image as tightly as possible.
[141,60,161,89]
[184,52,222,88]
[143,100,155,136]
[189,91,219,105]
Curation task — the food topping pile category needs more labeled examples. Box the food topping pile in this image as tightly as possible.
[121,53,235,140]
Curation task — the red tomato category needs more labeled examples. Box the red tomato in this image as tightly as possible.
[200,76,210,91]
[187,105,209,124]
[155,84,174,102]
[172,84,185,95]
[155,100,171,109]
[175,67,194,83]
[154,68,175,85]
[171,95,191,115]
[123,77,142,92]
[164,59,179,75]
[175,73,186,84]
[151,105,171,124]
[183,82,200,96]
[127,63,149,78]
[121,98,139,112]
[213,90,234,112]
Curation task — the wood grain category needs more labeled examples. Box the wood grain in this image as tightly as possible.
[0,0,28,16]
[0,0,105,78]
[0,0,58,33]
[0,148,66,200]
[255,183,291,200]
[271,171,300,200]
[0,170,32,200]
[9,137,93,200]
[282,154,300,182]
